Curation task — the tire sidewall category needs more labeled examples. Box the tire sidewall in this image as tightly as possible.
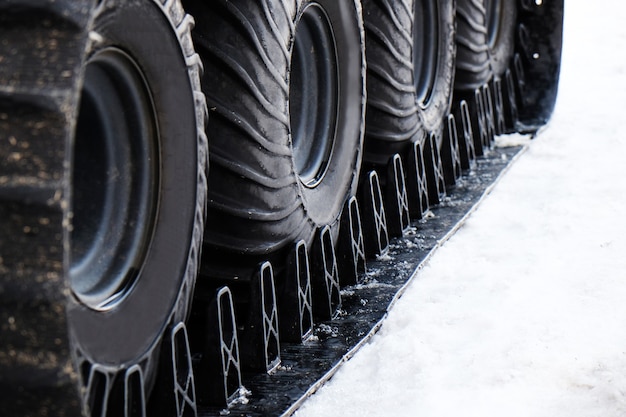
[292,0,365,230]
[418,0,456,133]
[488,0,517,77]
[360,0,456,166]
[68,0,198,367]
[455,0,518,89]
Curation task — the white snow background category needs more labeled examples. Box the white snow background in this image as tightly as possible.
[295,2,626,416]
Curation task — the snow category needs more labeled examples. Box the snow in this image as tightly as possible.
[295,2,626,416]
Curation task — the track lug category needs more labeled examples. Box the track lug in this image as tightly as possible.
[474,88,490,153]
[79,354,150,416]
[406,140,430,219]
[279,241,314,343]
[150,322,198,416]
[85,366,112,417]
[482,84,496,146]
[491,78,507,135]
[124,365,146,417]
[359,170,389,257]
[192,287,242,407]
[513,53,527,103]
[441,115,462,186]
[385,154,411,237]
[170,323,197,417]
[215,288,243,406]
[460,89,487,157]
[311,226,342,320]
[517,24,533,63]
[239,263,281,373]
[337,197,366,286]
[504,68,520,130]
[423,133,446,206]
[260,263,281,372]
[455,100,477,171]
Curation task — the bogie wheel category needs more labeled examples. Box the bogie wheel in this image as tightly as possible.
[360,0,456,166]
[514,0,563,130]
[454,0,517,92]
[0,0,207,415]
[453,0,518,154]
[183,0,366,271]
[454,0,563,133]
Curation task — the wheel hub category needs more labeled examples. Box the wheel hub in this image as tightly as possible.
[70,47,158,311]
[413,0,440,104]
[289,4,339,188]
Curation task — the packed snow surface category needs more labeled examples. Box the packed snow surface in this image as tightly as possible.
[296,2,626,416]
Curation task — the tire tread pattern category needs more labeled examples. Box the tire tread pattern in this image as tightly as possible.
[362,0,420,146]
[186,0,313,254]
[455,0,491,90]
[361,0,455,167]
[0,1,208,415]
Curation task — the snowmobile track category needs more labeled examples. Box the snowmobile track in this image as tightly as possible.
[198,143,527,417]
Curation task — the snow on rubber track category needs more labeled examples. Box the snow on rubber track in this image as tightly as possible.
[295,2,626,416]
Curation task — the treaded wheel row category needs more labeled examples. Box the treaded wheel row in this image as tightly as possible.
[71,2,209,417]
[0,1,562,415]
[513,0,563,130]
[455,0,490,90]
[455,0,562,133]
[361,0,420,143]
[191,74,517,413]
[0,1,210,416]
[361,0,456,168]
[186,0,308,255]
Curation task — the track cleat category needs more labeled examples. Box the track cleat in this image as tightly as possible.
[474,88,490,153]
[360,171,390,258]
[406,140,430,219]
[441,114,462,186]
[124,365,146,417]
[504,68,520,130]
[215,288,243,406]
[259,263,281,372]
[338,197,366,287]
[279,241,314,343]
[424,132,446,206]
[240,263,281,373]
[482,84,497,146]
[456,100,477,171]
[311,226,342,320]
[513,52,527,101]
[170,323,197,417]
[194,287,243,407]
[385,154,411,237]
[85,365,112,417]
[491,78,507,135]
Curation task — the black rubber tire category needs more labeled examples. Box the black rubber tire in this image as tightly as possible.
[360,0,456,167]
[0,1,207,415]
[184,0,365,266]
[454,0,563,132]
[513,0,563,131]
[454,0,517,91]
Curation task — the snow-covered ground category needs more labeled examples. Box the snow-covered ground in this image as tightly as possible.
[296,2,626,416]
